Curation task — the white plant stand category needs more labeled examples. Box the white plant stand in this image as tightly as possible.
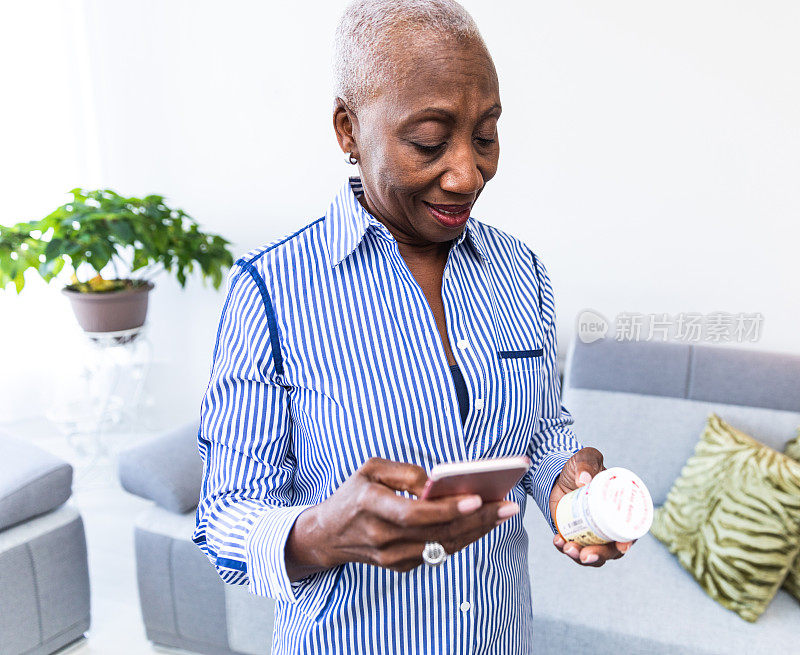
[45,324,154,487]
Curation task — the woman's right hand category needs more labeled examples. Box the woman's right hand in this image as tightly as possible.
[285,457,519,580]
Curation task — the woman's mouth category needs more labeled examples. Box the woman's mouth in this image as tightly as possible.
[423,201,472,228]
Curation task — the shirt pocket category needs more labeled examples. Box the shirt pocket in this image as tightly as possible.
[498,348,544,372]
[496,347,545,448]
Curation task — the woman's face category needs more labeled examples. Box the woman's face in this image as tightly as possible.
[334,35,501,253]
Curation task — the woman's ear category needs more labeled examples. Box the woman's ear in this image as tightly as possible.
[333,97,359,159]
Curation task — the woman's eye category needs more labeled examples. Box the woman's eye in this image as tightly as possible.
[410,137,495,154]
[413,142,445,154]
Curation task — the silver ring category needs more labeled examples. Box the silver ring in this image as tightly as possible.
[422,541,448,566]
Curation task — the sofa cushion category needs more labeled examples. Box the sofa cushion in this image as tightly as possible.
[0,432,73,531]
[118,422,203,514]
[524,503,799,655]
[687,346,800,412]
[565,340,800,412]
[134,505,275,655]
[782,431,800,601]
[650,414,800,621]
[565,339,692,398]
[560,387,800,506]
[0,505,90,655]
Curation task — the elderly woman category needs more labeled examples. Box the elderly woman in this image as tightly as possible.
[193,0,634,652]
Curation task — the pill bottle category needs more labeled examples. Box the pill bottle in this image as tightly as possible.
[554,467,653,546]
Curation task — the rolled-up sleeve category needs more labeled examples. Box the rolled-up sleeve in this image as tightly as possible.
[521,252,584,533]
[191,261,313,602]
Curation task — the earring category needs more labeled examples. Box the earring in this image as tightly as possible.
[347,153,358,165]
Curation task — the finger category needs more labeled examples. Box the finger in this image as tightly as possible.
[548,488,566,523]
[355,538,428,572]
[364,484,433,527]
[398,499,518,547]
[361,457,429,497]
[579,551,604,566]
[374,541,429,572]
[570,447,606,488]
[615,540,634,554]
[422,499,517,541]
[553,533,565,549]
[560,540,582,561]
[439,502,519,554]
[386,504,521,569]
[579,542,623,565]
[366,484,489,528]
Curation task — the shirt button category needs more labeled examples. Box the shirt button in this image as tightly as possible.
[474,398,484,411]
[444,269,451,280]
[457,339,468,350]
[460,601,471,612]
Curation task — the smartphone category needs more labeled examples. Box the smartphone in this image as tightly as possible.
[419,455,531,502]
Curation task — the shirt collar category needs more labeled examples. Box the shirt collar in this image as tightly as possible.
[325,176,491,269]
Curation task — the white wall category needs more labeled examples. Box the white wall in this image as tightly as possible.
[1,1,798,426]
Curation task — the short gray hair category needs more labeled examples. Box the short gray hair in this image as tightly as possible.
[332,0,487,111]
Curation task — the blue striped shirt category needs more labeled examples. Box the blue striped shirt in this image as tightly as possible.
[192,176,583,654]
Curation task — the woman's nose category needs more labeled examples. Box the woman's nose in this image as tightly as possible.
[439,142,484,197]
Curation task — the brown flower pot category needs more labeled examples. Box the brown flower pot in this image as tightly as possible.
[62,281,155,333]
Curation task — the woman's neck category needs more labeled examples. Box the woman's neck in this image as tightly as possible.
[356,193,452,267]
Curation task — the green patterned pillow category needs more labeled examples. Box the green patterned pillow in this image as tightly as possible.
[651,414,800,622]
[786,430,800,461]
[783,430,800,601]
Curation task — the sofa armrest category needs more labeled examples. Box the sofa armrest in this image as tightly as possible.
[0,431,73,530]
[118,421,202,514]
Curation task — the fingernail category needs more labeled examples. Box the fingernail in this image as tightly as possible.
[565,546,579,558]
[578,471,592,486]
[618,542,631,553]
[457,496,482,513]
[554,535,565,547]
[582,553,599,564]
[497,502,519,518]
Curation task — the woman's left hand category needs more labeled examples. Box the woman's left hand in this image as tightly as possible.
[548,447,636,567]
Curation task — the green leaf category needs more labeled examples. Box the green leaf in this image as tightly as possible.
[45,238,65,259]
[132,248,150,271]
[211,267,222,289]
[110,220,135,243]
[52,257,66,276]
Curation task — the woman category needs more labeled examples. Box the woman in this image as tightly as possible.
[193,1,634,652]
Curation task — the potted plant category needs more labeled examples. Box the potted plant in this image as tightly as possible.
[0,188,234,333]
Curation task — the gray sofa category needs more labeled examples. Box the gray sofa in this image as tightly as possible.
[0,433,91,655]
[118,423,275,655]
[121,339,800,654]
[524,338,800,654]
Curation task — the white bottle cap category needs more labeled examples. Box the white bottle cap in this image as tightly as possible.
[586,467,654,543]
